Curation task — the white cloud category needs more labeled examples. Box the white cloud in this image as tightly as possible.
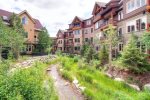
[0,0,110,37]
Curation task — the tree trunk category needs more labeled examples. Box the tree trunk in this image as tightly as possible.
[109,44,112,66]
[0,45,2,62]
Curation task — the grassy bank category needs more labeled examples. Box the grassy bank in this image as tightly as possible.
[0,59,58,100]
[58,56,150,100]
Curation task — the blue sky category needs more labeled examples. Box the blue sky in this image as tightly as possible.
[0,0,110,37]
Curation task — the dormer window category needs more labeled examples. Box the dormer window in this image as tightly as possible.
[22,16,28,25]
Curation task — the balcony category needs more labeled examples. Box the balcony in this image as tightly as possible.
[100,19,117,30]
[65,42,74,46]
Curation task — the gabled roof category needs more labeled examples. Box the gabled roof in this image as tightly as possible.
[92,2,106,15]
[34,19,43,29]
[18,10,35,23]
[0,9,43,30]
[71,16,83,24]
[0,9,12,17]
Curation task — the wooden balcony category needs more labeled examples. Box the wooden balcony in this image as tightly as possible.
[100,20,117,30]
[65,42,74,46]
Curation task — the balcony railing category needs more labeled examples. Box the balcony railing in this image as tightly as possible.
[65,42,74,46]
[100,19,117,29]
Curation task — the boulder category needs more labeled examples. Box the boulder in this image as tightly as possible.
[105,73,113,78]
[79,86,86,92]
[127,84,140,91]
[114,78,124,82]
[144,84,150,92]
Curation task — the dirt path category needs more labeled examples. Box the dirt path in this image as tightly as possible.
[48,65,84,100]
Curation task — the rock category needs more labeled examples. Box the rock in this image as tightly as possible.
[144,84,150,92]
[127,84,140,91]
[114,78,124,82]
[105,73,113,78]
[79,86,86,91]
[47,68,51,71]
[64,82,69,86]
[73,78,78,84]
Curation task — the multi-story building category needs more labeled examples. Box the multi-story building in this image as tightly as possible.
[55,0,150,56]
[0,9,43,54]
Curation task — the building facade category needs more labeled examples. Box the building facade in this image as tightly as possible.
[55,0,150,56]
[0,9,43,54]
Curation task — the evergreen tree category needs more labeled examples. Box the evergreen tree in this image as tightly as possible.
[99,44,109,65]
[85,45,96,63]
[120,34,149,73]
[80,44,89,57]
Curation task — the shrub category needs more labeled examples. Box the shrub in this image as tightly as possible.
[99,45,108,65]
[0,62,58,100]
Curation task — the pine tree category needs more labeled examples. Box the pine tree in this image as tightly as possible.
[120,34,149,73]
[99,44,108,65]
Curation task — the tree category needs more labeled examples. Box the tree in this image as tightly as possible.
[80,44,89,57]
[99,44,109,65]
[9,13,25,59]
[120,34,149,73]
[85,45,96,63]
[0,18,10,62]
[38,27,51,53]
[103,24,118,66]
[141,31,150,50]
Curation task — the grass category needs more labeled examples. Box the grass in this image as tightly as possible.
[58,56,150,100]
[0,58,58,100]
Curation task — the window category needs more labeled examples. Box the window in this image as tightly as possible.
[22,16,27,25]
[118,11,123,21]
[137,42,146,52]
[74,46,80,51]
[141,22,146,30]
[74,30,80,35]
[118,28,122,36]
[127,0,146,13]
[91,28,93,33]
[74,23,80,27]
[86,20,91,25]
[91,37,93,43]
[84,29,88,34]
[131,25,135,32]
[95,22,99,29]
[85,38,88,42]
[24,32,28,38]
[128,26,131,33]
[136,19,141,31]
[75,38,80,43]
[118,43,123,51]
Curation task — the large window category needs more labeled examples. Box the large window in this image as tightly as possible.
[127,0,146,13]
[74,30,80,35]
[22,16,28,25]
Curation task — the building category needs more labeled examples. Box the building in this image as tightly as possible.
[54,0,150,56]
[0,9,43,54]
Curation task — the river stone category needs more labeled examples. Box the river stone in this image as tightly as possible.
[105,73,113,78]
[114,78,125,82]
[144,84,150,92]
[127,84,140,91]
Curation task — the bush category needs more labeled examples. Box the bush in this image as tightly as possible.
[0,62,58,100]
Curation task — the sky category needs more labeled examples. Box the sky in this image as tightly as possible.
[0,0,110,37]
